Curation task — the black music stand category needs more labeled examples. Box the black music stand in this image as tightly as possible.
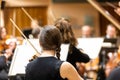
[99,38,118,65]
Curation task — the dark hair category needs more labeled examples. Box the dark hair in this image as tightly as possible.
[39,25,62,59]
[54,17,77,46]
[32,27,40,38]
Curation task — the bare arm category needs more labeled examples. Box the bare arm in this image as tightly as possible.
[60,62,83,80]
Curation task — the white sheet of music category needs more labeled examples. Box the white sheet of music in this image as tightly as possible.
[77,38,104,59]
[60,44,69,61]
[22,39,41,52]
[8,45,38,76]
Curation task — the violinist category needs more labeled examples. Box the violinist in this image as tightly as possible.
[0,27,16,51]
[22,19,40,39]
[54,17,90,79]
[103,2,120,78]
[25,25,83,80]
[0,27,17,80]
[106,46,120,80]
[0,27,9,53]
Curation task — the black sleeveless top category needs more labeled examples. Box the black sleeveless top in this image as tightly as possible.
[25,57,67,80]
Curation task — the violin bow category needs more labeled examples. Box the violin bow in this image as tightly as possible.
[21,7,34,21]
[87,0,120,30]
[21,7,42,31]
[10,18,40,56]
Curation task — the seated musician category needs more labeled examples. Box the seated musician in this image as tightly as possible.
[54,18,90,79]
[80,25,94,38]
[0,27,17,80]
[22,19,40,39]
[106,46,120,80]
[0,27,17,53]
[25,25,83,80]
[105,24,117,39]
[97,24,119,80]
[105,2,120,80]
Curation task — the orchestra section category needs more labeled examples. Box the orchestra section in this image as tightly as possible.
[0,0,120,80]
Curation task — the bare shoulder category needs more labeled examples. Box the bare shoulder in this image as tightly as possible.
[60,62,83,80]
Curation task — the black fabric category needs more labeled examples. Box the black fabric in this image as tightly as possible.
[106,66,120,80]
[0,56,8,80]
[0,56,6,71]
[25,57,67,80]
[67,45,90,69]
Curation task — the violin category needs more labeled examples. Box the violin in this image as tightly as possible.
[113,46,120,67]
[105,52,116,77]
[105,46,120,77]
[0,35,12,54]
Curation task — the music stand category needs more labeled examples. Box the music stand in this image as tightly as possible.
[103,38,117,46]
[8,45,38,76]
[99,38,118,66]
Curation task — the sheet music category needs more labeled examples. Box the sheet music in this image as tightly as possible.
[77,38,104,59]
[22,39,41,52]
[60,44,69,61]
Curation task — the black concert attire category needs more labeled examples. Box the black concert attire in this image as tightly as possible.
[106,66,120,80]
[0,56,8,80]
[25,57,67,80]
[67,44,90,69]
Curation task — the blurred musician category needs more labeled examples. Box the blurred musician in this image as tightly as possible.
[81,25,94,38]
[54,17,90,79]
[22,19,40,39]
[0,27,14,80]
[105,2,120,80]
[97,24,120,80]
[0,27,16,52]
[0,27,9,52]
[0,27,17,62]
[0,26,17,79]
[106,46,120,80]
[31,27,41,39]
[105,24,118,39]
